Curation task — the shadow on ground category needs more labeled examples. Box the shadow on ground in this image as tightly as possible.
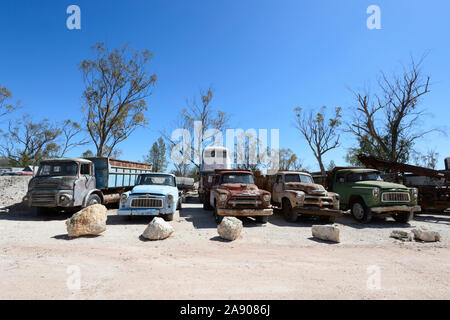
[180,196,269,229]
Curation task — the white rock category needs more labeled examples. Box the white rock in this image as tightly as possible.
[312,225,340,243]
[66,204,107,237]
[412,226,440,242]
[142,217,174,240]
[390,230,411,240]
[217,217,243,241]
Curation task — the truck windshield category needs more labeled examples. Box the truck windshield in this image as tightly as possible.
[221,173,255,184]
[285,174,313,184]
[347,172,383,182]
[37,162,78,177]
[137,174,176,187]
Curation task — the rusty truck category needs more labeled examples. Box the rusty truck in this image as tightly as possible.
[254,171,343,223]
[208,169,273,224]
[23,157,152,214]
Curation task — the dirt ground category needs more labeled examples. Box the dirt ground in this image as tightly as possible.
[0,197,449,300]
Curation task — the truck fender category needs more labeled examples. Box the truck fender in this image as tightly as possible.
[82,189,104,207]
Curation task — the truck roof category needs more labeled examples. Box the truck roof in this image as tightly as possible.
[214,169,252,174]
[277,171,312,175]
[42,158,92,164]
[334,167,379,174]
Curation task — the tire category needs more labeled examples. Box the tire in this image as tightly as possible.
[319,215,336,224]
[256,216,269,224]
[282,198,298,222]
[177,199,182,211]
[163,213,174,221]
[351,199,372,223]
[86,194,101,207]
[203,198,213,211]
[392,211,414,223]
[214,205,224,224]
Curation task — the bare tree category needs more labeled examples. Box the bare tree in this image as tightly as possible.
[0,115,60,166]
[0,85,17,119]
[294,106,342,176]
[348,57,434,163]
[57,120,89,157]
[163,87,230,170]
[80,42,157,157]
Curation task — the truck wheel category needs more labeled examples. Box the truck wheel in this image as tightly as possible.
[351,200,372,223]
[177,199,182,211]
[319,215,336,224]
[203,199,213,211]
[86,194,101,207]
[392,211,414,223]
[163,213,174,222]
[256,216,269,224]
[214,206,224,224]
[282,199,298,222]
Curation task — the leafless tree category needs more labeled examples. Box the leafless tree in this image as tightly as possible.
[294,106,342,177]
[348,56,435,163]
[163,87,230,170]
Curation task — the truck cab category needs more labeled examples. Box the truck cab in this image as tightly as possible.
[209,169,273,224]
[327,168,421,223]
[269,171,342,223]
[24,158,98,213]
[24,157,152,214]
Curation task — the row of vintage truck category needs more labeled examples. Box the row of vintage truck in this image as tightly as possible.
[22,146,449,224]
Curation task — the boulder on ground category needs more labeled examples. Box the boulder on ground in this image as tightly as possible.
[412,226,440,242]
[390,230,413,241]
[217,217,243,241]
[142,217,174,240]
[66,204,107,237]
[312,225,340,243]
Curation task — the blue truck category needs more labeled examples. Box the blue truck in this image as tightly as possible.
[24,157,152,214]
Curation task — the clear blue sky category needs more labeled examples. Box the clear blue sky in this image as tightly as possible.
[1,0,449,171]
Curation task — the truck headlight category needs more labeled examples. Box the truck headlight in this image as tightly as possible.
[219,194,227,201]
[372,188,379,199]
[120,194,128,207]
[334,194,340,201]
[263,194,271,202]
[412,188,418,200]
[167,194,174,208]
[295,192,303,199]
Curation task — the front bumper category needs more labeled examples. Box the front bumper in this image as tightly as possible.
[294,207,343,217]
[24,190,74,207]
[117,207,175,216]
[370,205,421,214]
[216,208,273,217]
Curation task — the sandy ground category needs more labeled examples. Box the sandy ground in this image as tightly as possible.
[0,197,449,300]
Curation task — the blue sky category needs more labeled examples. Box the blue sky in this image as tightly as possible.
[0,0,449,171]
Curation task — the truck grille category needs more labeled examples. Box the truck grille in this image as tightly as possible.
[304,196,334,209]
[35,181,59,189]
[381,192,410,203]
[228,199,262,207]
[31,192,56,206]
[130,197,163,208]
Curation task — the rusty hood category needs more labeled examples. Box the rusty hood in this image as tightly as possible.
[285,182,326,195]
[220,183,263,196]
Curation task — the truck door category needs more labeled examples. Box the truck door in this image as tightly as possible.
[73,163,96,206]
[273,174,283,203]
[332,172,348,208]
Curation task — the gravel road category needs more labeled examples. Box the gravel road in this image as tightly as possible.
[0,198,449,299]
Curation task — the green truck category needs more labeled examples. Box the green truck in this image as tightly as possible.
[314,167,421,223]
